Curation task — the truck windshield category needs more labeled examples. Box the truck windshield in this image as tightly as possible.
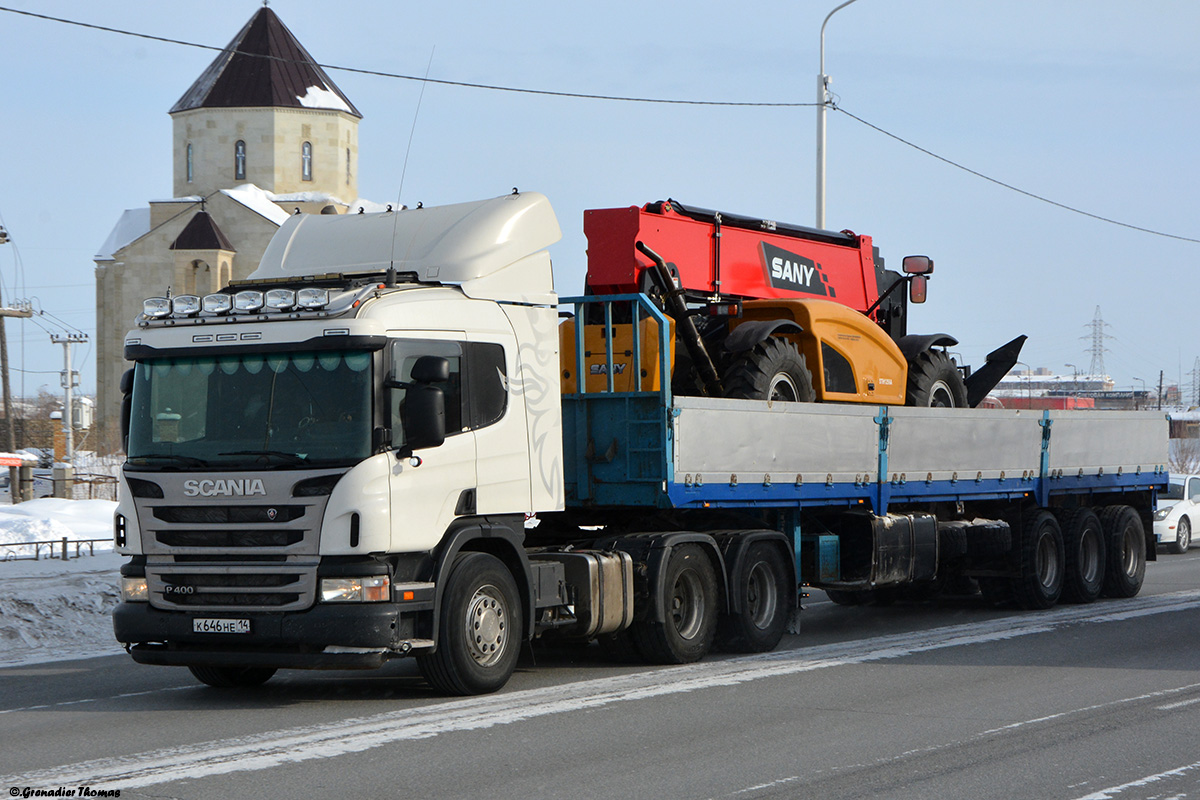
[126,350,372,469]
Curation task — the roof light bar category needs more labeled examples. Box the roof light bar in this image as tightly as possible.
[297,288,330,309]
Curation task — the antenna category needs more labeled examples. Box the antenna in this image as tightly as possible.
[390,47,436,270]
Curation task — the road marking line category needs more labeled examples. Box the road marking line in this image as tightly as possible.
[7,589,1200,791]
[1071,759,1200,799]
[1156,695,1200,711]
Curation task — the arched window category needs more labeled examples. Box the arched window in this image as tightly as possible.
[234,140,246,180]
[186,143,194,183]
[301,142,313,181]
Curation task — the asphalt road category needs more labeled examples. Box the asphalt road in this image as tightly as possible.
[3,550,1200,800]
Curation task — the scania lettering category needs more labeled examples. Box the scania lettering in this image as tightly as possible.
[113,192,1166,695]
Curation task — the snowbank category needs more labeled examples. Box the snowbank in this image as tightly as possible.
[0,501,122,666]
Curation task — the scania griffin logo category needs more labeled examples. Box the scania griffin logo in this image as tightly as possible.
[182,478,267,497]
[760,242,836,298]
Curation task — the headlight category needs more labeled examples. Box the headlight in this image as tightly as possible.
[121,577,148,602]
[297,288,330,309]
[143,298,171,318]
[1154,508,1171,521]
[265,288,297,310]
[203,293,233,314]
[172,295,201,316]
[320,576,389,603]
[234,290,265,313]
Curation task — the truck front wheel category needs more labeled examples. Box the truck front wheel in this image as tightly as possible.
[188,665,276,688]
[419,552,523,696]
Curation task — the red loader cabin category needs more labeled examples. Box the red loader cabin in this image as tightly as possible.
[583,200,883,315]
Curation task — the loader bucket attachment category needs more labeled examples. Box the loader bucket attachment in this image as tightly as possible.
[964,335,1027,408]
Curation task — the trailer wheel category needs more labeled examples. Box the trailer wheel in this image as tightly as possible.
[905,349,968,408]
[418,552,522,695]
[1169,516,1192,555]
[716,542,791,653]
[632,544,718,664]
[1099,505,1146,598]
[723,337,815,403]
[1053,508,1106,604]
[188,665,276,688]
[1012,510,1064,610]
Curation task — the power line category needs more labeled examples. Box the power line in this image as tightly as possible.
[0,5,811,108]
[2,4,1197,245]
[833,106,1200,245]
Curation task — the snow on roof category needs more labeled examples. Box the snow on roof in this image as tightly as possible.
[220,184,291,226]
[297,84,354,114]
[94,207,151,261]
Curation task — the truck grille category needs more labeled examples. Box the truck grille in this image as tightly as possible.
[133,471,340,613]
[145,564,316,612]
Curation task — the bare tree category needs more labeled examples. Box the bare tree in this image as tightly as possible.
[1169,438,1200,475]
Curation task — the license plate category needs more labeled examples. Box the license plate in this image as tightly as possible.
[193,618,250,634]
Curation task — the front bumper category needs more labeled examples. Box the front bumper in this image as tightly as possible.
[1153,519,1177,544]
[113,600,428,670]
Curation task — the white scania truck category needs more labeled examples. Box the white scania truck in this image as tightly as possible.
[113,192,1166,695]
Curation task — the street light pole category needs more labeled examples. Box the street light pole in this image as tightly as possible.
[816,0,861,230]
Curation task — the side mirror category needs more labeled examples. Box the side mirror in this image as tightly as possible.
[909,274,928,304]
[119,369,134,452]
[403,384,445,450]
[902,255,934,275]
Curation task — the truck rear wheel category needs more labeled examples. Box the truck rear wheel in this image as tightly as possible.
[188,665,276,688]
[632,543,718,663]
[906,349,968,408]
[1012,510,1064,610]
[716,542,791,653]
[1099,505,1146,598]
[418,552,523,695]
[723,337,815,403]
[1054,507,1105,604]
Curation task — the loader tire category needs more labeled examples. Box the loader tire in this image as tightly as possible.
[723,337,815,403]
[906,349,968,408]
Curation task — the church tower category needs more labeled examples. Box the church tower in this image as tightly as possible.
[168,6,362,203]
[94,7,367,451]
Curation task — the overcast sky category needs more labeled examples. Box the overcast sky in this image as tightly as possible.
[0,1,1197,401]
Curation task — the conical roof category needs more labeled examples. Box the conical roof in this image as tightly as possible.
[170,7,360,118]
[170,211,236,252]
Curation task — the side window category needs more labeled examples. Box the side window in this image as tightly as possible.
[821,342,856,394]
[1189,478,1200,501]
[387,340,509,441]
[467,343,507,429]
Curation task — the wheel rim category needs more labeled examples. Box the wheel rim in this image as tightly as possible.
[1121,527,1139,576]
[745,561,779,631]
[1180,519,1191,550]
[767,372,800,402]
[1036,531,1061,589]
[1078,528,1102,584]
[464,584,508,667]
[927,379,955,407]
[670,569,705,640]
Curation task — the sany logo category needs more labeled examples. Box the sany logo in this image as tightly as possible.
[590,363,626,375]
[183,478,267,497]
[760,242,835,298]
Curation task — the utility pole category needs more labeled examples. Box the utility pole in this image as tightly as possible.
[816,0,861,230]
[0,226,32,453]
[51,333,87,463]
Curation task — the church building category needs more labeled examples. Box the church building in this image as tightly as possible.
[94,7,372,449]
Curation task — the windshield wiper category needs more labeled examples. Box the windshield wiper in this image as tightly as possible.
[127,453,209,468]
[218,450,309,465]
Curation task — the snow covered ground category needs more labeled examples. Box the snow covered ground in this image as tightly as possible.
[0,499,125,667]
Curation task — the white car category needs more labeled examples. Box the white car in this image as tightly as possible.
[1153,474,1199,554]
